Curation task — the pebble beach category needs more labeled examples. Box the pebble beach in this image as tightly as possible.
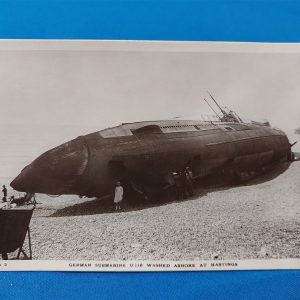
[21,160,300,261]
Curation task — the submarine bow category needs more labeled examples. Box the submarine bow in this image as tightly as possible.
[10,137,89,195]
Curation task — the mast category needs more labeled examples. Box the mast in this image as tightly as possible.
[207,91,227,116]
[206,91,242,123]
[203,98,222,121]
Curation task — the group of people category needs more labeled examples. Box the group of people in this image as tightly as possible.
[168,167,194,200]
[113,167,194,211]
[1,184,35,209]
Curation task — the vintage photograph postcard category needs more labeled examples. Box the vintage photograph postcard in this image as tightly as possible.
[0,40,299,271]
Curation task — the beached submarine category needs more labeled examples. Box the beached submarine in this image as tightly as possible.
[10,97,295,199]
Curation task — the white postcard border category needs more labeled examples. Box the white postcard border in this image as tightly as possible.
[1,259,300,272]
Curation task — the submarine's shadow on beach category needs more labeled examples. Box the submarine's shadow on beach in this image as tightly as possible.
[50,161,293,217]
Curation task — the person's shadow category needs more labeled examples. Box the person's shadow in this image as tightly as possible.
[50,161,293,217]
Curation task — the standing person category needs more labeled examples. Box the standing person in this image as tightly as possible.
[185,167,194,196]
[2,185,7,202]
[114,181,123,211]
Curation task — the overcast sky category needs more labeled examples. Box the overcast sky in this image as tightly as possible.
[0,42,300,137]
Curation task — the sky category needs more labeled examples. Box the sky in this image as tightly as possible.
[0,43,300,133]
[0,41,300,162]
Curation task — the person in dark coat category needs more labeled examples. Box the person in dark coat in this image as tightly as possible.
[184,167,194,196]
[2,185,7,202]
[180,167,194,198]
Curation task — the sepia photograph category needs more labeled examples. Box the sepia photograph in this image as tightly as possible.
[0,40,299,271]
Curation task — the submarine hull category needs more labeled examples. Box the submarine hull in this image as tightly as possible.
[11,119,291,198]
